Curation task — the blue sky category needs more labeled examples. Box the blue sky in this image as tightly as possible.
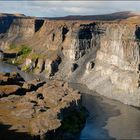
[0,1,140,17]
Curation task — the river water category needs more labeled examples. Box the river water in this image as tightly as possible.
[1,62,140,140]
[70,84,140,140]
[0,62,46,81]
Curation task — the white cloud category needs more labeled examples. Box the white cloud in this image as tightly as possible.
[0,1,140,17]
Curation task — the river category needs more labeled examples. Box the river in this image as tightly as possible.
[1,62,140,140]
[0,61,46,81]
[70,83,140,139]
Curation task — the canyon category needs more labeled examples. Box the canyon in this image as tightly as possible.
[1,11,140,139]
[1,12,140,106]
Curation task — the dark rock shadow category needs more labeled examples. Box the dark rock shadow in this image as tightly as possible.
[0,124,39,140]
[35,19,44,32]
[135,25,140,40]
[4,53,17,59]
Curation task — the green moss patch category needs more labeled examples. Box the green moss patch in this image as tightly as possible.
[18,45,32,56]
[7,44,32,65]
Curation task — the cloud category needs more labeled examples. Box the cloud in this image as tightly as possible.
[0,1,140,17]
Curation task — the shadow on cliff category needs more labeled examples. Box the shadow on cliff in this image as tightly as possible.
[70,23,105,83]
[0,17,14,34]
[0,124,40,140]
[135,25,140,40]
[4,52,17,59]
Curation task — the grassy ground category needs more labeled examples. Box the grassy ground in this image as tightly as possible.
[7,44,32,65]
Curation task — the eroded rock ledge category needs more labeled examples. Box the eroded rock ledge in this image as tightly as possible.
[0,72,82,139]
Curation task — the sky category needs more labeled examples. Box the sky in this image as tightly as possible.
[0,1,140,17]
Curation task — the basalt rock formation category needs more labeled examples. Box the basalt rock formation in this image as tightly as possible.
[1,12,140,107]
[0,13,25,34]
[0,72,81,139]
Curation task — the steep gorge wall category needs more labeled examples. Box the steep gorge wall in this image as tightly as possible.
[0,16,44,50]
[44,21,140,106]
[7,18,35,39]
[1,16,140,106]
[95,24,140,91]
[80,23,140,106]
[0,14,25,34]
[6,18,44,40]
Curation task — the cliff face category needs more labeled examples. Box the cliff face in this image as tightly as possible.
[6,18,44,40]
[1,14,140,106]
[95,24,139,90]
[0,14,25,34]
[7,18,35,40]
[80,23,140,106]
[0,15,44,50]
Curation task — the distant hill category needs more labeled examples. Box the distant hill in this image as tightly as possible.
[1,11,139,21]
[0,13,25,17]
[44,11,139,21]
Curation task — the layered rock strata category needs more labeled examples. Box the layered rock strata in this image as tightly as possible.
[81,24,140,106]
[1,13,140,106]
[0,72,81,137]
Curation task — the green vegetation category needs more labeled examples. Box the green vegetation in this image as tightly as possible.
[7,44,32,65]
[21,65,31,72]
[7,43,54,64]
[29,53,42,61]
[18,45,32,56]
[7,43,48,72]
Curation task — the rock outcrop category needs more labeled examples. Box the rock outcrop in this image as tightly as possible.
[0,72,81,137]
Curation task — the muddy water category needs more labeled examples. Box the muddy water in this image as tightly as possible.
[1,62,140,140]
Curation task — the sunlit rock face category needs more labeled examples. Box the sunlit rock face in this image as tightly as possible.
[64,23,101,61]
[81,23,140,106]
[95,24,140,92]
[96,24,139,71]
[6,18,44,40]
[0,13,25,34]
[7,18,35,39]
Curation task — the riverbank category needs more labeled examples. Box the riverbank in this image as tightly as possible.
[70,83,140,139]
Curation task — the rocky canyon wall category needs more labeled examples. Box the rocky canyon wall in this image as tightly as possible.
[81,23,140,106]
[1,15,140,106]
[0,14,25,34]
